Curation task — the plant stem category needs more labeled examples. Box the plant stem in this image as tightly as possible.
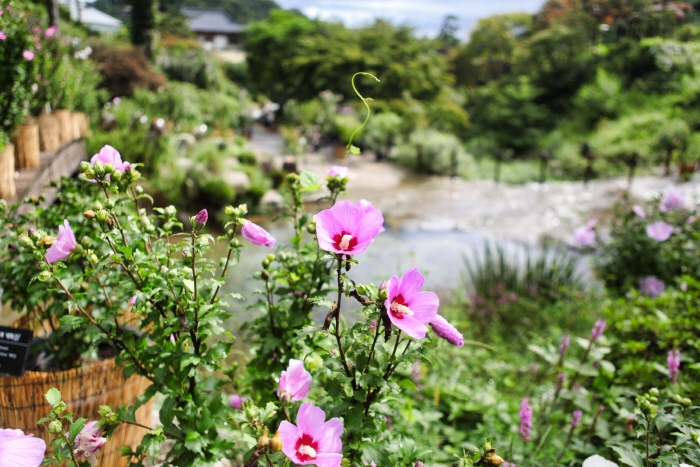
[333,255,354,384]
[123,420,184,442]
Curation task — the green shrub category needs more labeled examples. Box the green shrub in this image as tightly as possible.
[395,128,475,176]
[197,177,236,208]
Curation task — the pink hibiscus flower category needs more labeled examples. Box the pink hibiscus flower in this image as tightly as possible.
[313,201,383,256]
[71,421,106,466]
[90,145,131,178]
[45,220,77,263]
[278,359,312,402]
[357,199,385,233]
[279,402,343,467]
[384,268,439,339]
[646,221,674,242]
[327,166,349,178]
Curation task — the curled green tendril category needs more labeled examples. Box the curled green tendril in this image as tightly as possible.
[345,72,380,158]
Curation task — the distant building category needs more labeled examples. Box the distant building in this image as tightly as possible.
[181,8,245,51]
[58,0,123,34]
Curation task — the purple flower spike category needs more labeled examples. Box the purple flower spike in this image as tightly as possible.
[559,335,570,357]
[646,221,674,242]
[590,320,606,342]
[313,201,384,256]
[660,187,685,213]
[277,359,312,402]
[0,428,46,467]
[385,268,439,339]
[519,398,533,441]
[429,314,464,347]
[571,410,583,428]
[668,349,681,383]
[241,221,276,248]
[45,220,77,264]
[639,276,665,298]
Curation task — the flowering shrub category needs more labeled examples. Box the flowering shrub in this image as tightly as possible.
[598,187,700,294]
[1,142,464,466]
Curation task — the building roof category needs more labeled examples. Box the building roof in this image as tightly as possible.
[58,0,123,33]
[181,7,245,34]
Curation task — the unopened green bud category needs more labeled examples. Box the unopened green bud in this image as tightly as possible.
[104,163,114,174]
[104,199,115,210]
[18,235,34,248]
[96,210,110,223]
[48,420,63,434]
[262,259,271,269]
[340,458,351,467]
[379,289,389,301]
[164,205,177,218]
[110,170,122,182]
[79,161,91,173]
[306,220,316,234]
[237,204,248,216]
[93,161,105,176]
[649,387,660,396]
[682,398,692,407]
[98,405,113,417]
[483,441,493,452]
[266,253,276,262]
[135,185,144,195]
[225,205,236,216]
[93,201,104,210]
[52,401,67,415]
[90,253,99,264]
[230,238,240,248]
[38,271,53,282]
[286,173,299,183]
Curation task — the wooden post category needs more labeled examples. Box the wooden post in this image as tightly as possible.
[13,122,41,169]
[0,144,16,200]
[45,0,59,29]
[626,152,638,190]
[539,149,551,184]
[494,149,503,183]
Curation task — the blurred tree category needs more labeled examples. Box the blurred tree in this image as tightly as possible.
[437,14,460,53]
[451,13,532,86]
[131,0,155,59]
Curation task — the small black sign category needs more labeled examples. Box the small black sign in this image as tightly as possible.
[0,326,33,376]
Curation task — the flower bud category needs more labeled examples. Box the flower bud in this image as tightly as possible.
[135,185,144,194]
[104,199,115,210]
[41,236,56,246]
[110,169,123,182]
[52,401,67,415]
[164,205,177,218]
[270,431,283,453]
[414,462,424,467]
[90,253,99,264]
[98,405,114,417]
[225,205,236,216]
[79,161,91,173]
[48,420,63,434]
[262,258,271,269]
[38,271,53,282]
[306,220,316,234]
[266,253,276,262]
[340,458,351,467]
[96,210,110,223]
[485,452,505,466]
[93,161,105,176]
[257,427,270,449]
[84,210,96,219]
[230,237,240,248]
[104,163,115,174]
[18,235,34,248]
[379,288,389,302]
[286,173,299,183]
[93,201,104,210]
[261,270,269,281]
[649,387,660,396]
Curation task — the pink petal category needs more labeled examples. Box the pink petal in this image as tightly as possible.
[315,417,343,453]
[331,201,363,232]
[296,402,327,440]
[391,314,428,339]
[398,268,425,300]
[278,421,301,463]
[407,291,439,323]
[0,429,46,467]
[313,453,344,467]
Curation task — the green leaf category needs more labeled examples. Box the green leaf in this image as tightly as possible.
[349,145,361,154]
[45,388,62,408]
[68,418,87,444]
[299,170,318,188]
[611,445,644,467]
[185,431,205,455]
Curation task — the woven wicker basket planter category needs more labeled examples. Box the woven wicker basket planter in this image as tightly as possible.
[0,359,153,467]
[71,113,84,140]
[13,121,41,169]
[0,143,16,200]
[55,110,74,144]
[39,113,61,152]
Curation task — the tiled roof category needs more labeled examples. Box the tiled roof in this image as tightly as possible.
[181,7,245,34]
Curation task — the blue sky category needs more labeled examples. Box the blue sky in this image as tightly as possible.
[275,0,547,38]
